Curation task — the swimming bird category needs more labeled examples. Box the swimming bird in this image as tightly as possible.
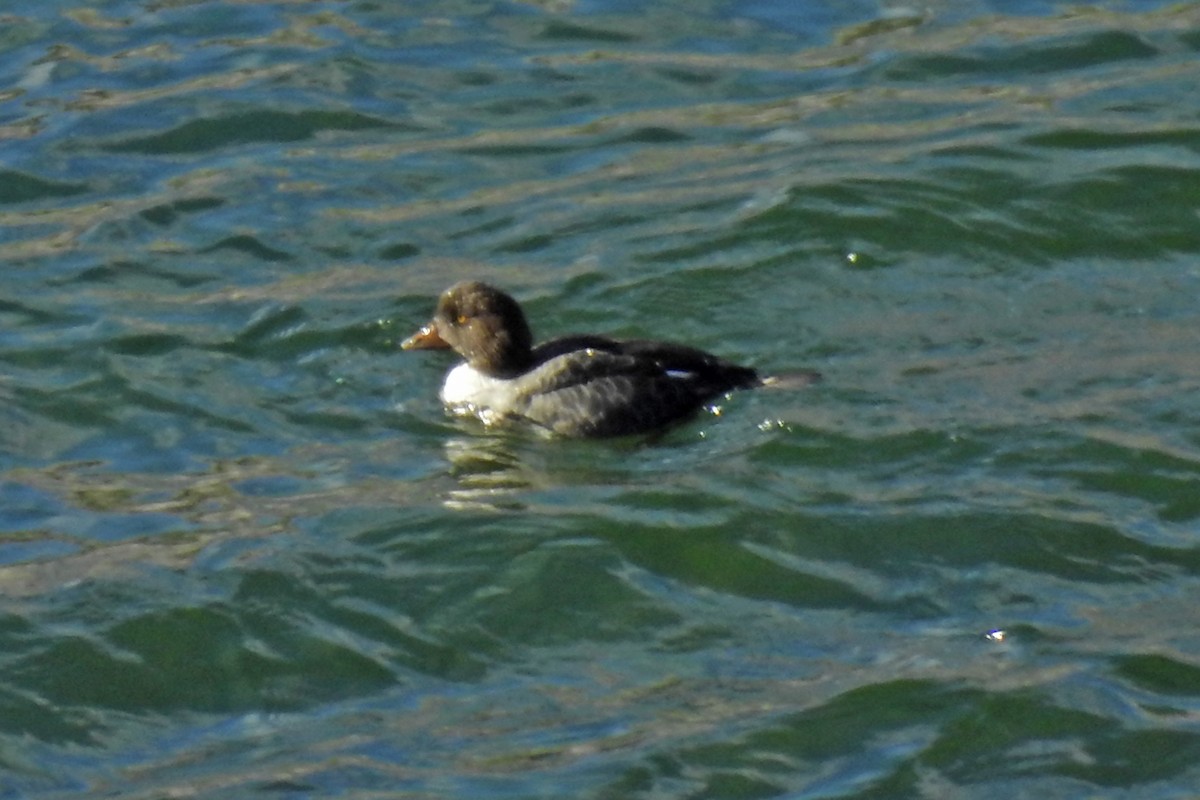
[402,280,816,437]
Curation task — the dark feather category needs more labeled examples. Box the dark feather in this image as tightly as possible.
[517,339,759,436]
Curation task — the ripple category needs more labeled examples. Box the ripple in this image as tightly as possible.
[3,0,1200,797]
[0,171,88,205]
[102,109,400,155]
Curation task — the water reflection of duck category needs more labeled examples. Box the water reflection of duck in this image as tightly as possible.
[403,281,819,437]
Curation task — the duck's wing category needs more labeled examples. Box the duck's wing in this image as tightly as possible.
[533,336,759,387]
[517,340,758,437]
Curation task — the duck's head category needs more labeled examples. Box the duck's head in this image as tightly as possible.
[402,280,534,376]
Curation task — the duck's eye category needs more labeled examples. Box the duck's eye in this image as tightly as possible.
[456,314,469,325]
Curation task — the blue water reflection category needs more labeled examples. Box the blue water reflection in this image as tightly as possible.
[3,0,1200,797]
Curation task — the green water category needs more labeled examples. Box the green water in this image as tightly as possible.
[3,1,1200,797]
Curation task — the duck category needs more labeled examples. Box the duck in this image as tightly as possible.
[401,280,816,438]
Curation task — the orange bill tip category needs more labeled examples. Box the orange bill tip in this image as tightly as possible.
[400,323,450,350]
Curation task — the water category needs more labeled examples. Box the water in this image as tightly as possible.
[4,0,1200,797]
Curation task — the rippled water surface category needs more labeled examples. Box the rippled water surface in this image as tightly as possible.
[5,1,1200,797]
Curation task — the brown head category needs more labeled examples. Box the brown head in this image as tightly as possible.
[401,281,535,376]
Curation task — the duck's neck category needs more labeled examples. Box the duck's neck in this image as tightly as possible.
[469,333,534,378]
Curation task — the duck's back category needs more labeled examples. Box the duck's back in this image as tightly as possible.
[514,336,760,437]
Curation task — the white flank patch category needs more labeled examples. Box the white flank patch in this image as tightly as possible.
[440,363,517,423]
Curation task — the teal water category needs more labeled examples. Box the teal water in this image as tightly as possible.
[4,1,1200,797]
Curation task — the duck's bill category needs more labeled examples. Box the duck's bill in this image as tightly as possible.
[401,323,451,350]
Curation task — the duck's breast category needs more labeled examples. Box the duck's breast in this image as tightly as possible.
[440,363,520,424]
